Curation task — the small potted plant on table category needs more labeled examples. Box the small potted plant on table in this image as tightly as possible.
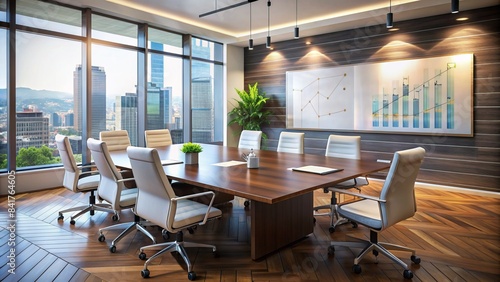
[181,142,203,165]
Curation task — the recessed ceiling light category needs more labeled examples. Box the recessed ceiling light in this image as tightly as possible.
[388,28,399,32]
[305,41,312,45]
[456,17,469,21]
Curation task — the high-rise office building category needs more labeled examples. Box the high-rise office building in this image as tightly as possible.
[116,93,138,146]
[151,42,164,88]
[146,83,173,131]
[65,113,74,127]
[16,109,49,153]
[73,65,107,139]
[52,112,62,127]
[191,39,214,143]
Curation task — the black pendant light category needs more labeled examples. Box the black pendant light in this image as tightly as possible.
[248,2,253,50]
[386,0,393,28]
[451,0,459,14]
[266,0,271,48]
[294,0,299,39]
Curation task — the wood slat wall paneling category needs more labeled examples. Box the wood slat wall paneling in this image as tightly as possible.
[244,6,500,192]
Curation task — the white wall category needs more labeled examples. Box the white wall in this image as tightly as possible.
[224,44,245,147]
[0,167,65,195]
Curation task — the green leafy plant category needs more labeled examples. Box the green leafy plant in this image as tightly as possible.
[228,82,271,137]
[180,142,203,153]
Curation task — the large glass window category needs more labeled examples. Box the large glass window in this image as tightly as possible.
[92,44,138,145]
[0,28,6,170]
[92,14,137,46]
[0,0,6,22]
[16,31,82,169]
[191,38,223,143]
[147,28,183,143]
[16,0,82,35]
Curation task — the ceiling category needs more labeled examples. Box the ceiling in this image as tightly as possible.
[59,0,499,47]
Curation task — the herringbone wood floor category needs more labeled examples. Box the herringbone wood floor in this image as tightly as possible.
[1,182,499,281]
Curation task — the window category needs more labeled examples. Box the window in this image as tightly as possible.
[0,0,6,22]
[0,28,6,170]
[16,31,82,169]
[92,44,138,145]
[92,14,137,46]
[191,38,223,143]
[147,28,183,143]
[16,0,82,35]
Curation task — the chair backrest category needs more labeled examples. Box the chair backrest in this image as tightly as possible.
[277,132,304,154]
[325,135,361,160]
[379,147,426,229]
[238,130,262,150]
[127,146,177,228]
[99,130,131,151]
[87,138,125,209]
[55,134,79,191]
[145,129,173,148]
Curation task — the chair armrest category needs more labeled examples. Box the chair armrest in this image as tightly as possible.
[172,191,217,225]
[328,188,386,202]
[116,177,135,184]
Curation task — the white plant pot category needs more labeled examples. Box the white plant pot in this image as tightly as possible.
[184,153,198,165]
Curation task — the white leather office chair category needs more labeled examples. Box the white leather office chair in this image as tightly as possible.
[238,130,262,150]
[277,132,304,154]
[87,138,155,253]
[328,147,425,279]
[145,129,173,148]
[127,146,222,280]
[314,135,369,232]
[99,130,131,151]
[55,134,113,225]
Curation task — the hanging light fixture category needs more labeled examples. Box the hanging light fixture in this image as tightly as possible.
[386,0,393,28]
[248,2,253,50]
[294,0,299,39]
[266,0,271,48]
[451,0,459,13]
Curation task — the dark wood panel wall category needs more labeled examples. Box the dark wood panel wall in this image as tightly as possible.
[243,6,500,192]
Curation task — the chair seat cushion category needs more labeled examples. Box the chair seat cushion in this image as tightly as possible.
[338,199,382,230]
[119,188,138,208]
[172,199,222,229]
[77,174,100,191]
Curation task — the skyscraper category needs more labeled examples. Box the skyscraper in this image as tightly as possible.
[16,109,49,153]
[116,93,138,146]
[73,65,107,139]
[146,83,173,130]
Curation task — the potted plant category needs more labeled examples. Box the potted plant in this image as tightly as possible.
[180,142,203,164]
[228,82,272,139]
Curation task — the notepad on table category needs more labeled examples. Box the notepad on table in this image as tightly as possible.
[292,165,343,175]
[161,159,183,165]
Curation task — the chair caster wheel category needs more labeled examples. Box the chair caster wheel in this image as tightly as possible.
[313,217,316,223]
[58,215,64,221]
[244,200,250,207]
[98,234,106,242]
[188,271,196,281]
[70,219,76,225]
[162,230,170,240]
[109,245,116,253]
[139,252,147,260]
[351,221,358,228]
[403,269,413,279]
[112,214,119,221]
[372,250,379,257]
[213,251,220,258]
[187,227,194,234]
[329,226,335,233]
[141,269,150,278]
[328,245,335,255]
[411,255,421,264]
[353,264,362,274]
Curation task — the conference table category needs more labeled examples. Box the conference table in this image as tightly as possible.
[110,144,391,260]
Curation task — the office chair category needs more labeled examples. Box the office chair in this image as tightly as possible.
[99,130,131,151]
[328,147,425,279]
[145,129,173,148]
[55,134,113,225]
[238,130,262,207]
[313,135,369,232]
[277,132,304,154]
[127,146,222,280]
[87,138,155,253]
[238,130,262,150]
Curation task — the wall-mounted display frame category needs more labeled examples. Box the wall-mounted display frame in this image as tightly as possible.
[286,54,474,137]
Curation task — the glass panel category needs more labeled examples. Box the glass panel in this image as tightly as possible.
[16,0,82,36]
[16,32,81,169]
[148,27,182,54]
[92,44,138,145]
[192,37,214,60]
[0,29,6,170]
[146,53,183,143]
[92,14,137,46]
[0,0,6,22]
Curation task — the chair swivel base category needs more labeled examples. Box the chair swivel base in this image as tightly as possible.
[57,192,114,225]
[329,230,420,279]
[138,231,218,280]
[98,216,156,253]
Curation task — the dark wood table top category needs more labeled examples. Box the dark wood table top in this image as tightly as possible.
[110,144,391,204]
